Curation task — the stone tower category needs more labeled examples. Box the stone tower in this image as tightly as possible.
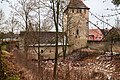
[64,0,89,53]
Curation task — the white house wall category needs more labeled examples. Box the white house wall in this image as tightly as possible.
[28,46,69,60]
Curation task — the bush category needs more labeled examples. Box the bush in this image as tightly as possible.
[1,44,7,50]
[6,75,20,80]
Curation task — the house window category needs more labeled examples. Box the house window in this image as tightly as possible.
[80,9,82,13]
[77,9,79,13]
[41,50,43,53]
[99,37,102,39]
[95,37,97,39]
[72,9,74,13]
[50,50,51,53]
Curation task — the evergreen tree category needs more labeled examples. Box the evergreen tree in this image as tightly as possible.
[112,0,120,6]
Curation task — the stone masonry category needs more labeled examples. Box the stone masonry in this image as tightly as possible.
[64,0,90,53]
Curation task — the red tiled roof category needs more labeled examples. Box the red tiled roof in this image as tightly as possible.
[88,29,104,41]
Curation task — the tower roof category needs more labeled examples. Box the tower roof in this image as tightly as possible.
[67,0,89,9]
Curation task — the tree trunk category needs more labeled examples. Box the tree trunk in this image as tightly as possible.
[63,33,67,59]
[0,44,5,80]
[52,0,60,80]
[25,13,28,67]
[110,37,113,60]
[37,8,43,80]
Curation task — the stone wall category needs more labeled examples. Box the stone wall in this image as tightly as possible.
[88,41,120,52]
[64,9,89,53]
[27,46,69,59]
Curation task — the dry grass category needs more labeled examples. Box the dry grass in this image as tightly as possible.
[10,49,120,80]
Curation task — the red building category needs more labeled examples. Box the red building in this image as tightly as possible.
[88,29,104,41]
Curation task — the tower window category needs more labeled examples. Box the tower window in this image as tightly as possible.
[75,35,77,38]
[86,22,89,26]
[50,50,51,53]
[84,9,86,14]
[76,29,79,35]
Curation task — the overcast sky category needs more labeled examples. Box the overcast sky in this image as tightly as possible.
[0,0,119,29]
[84,0,120,29]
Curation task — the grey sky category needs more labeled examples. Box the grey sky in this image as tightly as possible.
[84,0,119,29]
[0,0,119,29]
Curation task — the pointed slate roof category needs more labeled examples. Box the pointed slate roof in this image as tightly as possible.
[67,0,89,9]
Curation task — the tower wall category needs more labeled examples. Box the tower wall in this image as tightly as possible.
[64,8,89,53]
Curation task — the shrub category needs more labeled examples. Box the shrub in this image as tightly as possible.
[6,75,20,80]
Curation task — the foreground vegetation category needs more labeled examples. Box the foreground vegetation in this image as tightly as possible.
[0,43,120,80]
[0,44,20,80]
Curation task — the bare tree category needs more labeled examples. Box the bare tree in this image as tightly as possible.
[40,1,69,79]
[9,0,36,31]
[5,13,20,33]
[41,18,53,31]
[0,9,5,28]
[0,9,6,80]
[50,0,61,80]
[8,0,38,67]
[8,0,68,79]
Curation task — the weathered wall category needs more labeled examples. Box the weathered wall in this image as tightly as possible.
[28,46,69,59]
[64,9,89,53]
[88,41,120,52]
